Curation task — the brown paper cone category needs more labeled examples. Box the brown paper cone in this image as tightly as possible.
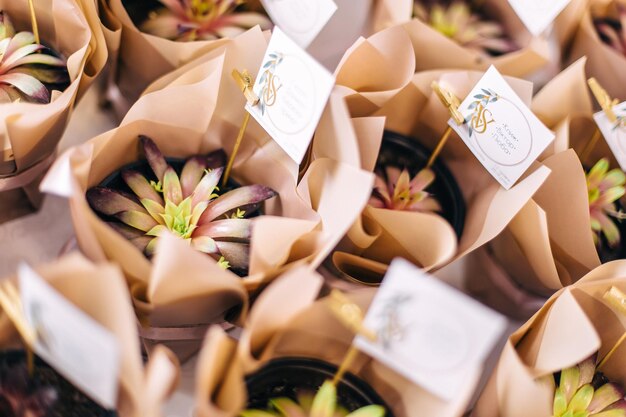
[0,252,179,417]
[195,267,484,417]
[42,28,375,359]
[0,0,107,221]
[98,0,270,119]
[327,51,551,284]
[568,0,626,100]
[473,261,626,417]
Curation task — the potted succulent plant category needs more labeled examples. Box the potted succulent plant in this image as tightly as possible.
[125,0,271,42]
[87,135,277,276]
[0,12,69,104]
[0,0,106,224]
[0,350,116,417]
[412,0,517,57]
[243,358,389,417]
[372,131,465,238]
[551,356,626,417]
[99,0,271,118]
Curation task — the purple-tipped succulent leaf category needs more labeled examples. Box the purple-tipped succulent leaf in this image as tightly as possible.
[87,187,144,215]
[191,167,223,208]
[163,167,183,205]
[122,170,164,204]
[205,149,227,169]
[140,136,168,181]
[215,241,250,270]
[194,218,252,241]
[589,383,625,413]
[180,156,207,198]
[116,210,159,232]
[200,185,277,223]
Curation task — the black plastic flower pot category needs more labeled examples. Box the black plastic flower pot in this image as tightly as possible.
[0,350,117,416]
[378,131,465,239]
[245,357,394,417]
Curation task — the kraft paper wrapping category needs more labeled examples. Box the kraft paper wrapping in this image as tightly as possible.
[472,261,626,417]
[195,267,481,417]
[42,28,375,359]
[98,0,268,118]
[466,59,603,319]
[568,0,626,100]
[0,0,106,174]
[325,26,551,284]
[0,253,179,417]
[369,0,552,79]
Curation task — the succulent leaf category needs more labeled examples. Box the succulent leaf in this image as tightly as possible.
[141,136,168,181]
[86,187,144,215]
[200,184,278,223]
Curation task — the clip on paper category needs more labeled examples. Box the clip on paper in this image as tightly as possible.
[598,286,626,369]
[580,78,620,163]
[427,82,464,169]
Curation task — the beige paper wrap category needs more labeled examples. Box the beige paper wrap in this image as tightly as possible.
[98,0,268,118]
[465,58,604,319]
[324,26,551,285]
[568,0,626,100]
[195,266,481,417]
[0,0,107,222]
[42,28,375,360]
[369,0,554,79]
[472,260,626,417]
[0,252,179,417]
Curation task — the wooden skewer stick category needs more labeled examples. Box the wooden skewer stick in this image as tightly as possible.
[427,82,465,169]
[0,281,37,375]
[328,290,377,386]
[27,0,40,45]
[222,69,259,188]
[598,286,626,369]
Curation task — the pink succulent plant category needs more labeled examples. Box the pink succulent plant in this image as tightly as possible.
[87,136,278,272]
[587,158,626,248]
[0,11,69,104]
[413,1,517,56]
[369,166,441,213]
[140,0,272,42]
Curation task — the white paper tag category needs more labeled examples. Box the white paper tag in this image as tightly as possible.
[261,0,337,48]
[594,102,626,171]
[354,258,507,401]
[507,0,571,36]
[247,27,335,164]
[18,264,121,410]
[448,66,554,189]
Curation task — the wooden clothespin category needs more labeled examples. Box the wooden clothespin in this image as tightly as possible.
[328,290,377,385]
[580,78,620,162]
[0,281,37,374]
[426,82,464,169]
[597,286,626,369]
[222,69,260,187]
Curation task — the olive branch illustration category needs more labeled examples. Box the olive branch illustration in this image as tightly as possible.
[465,88,499,138]
[257,52,284,115]
[376,293,413,350]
